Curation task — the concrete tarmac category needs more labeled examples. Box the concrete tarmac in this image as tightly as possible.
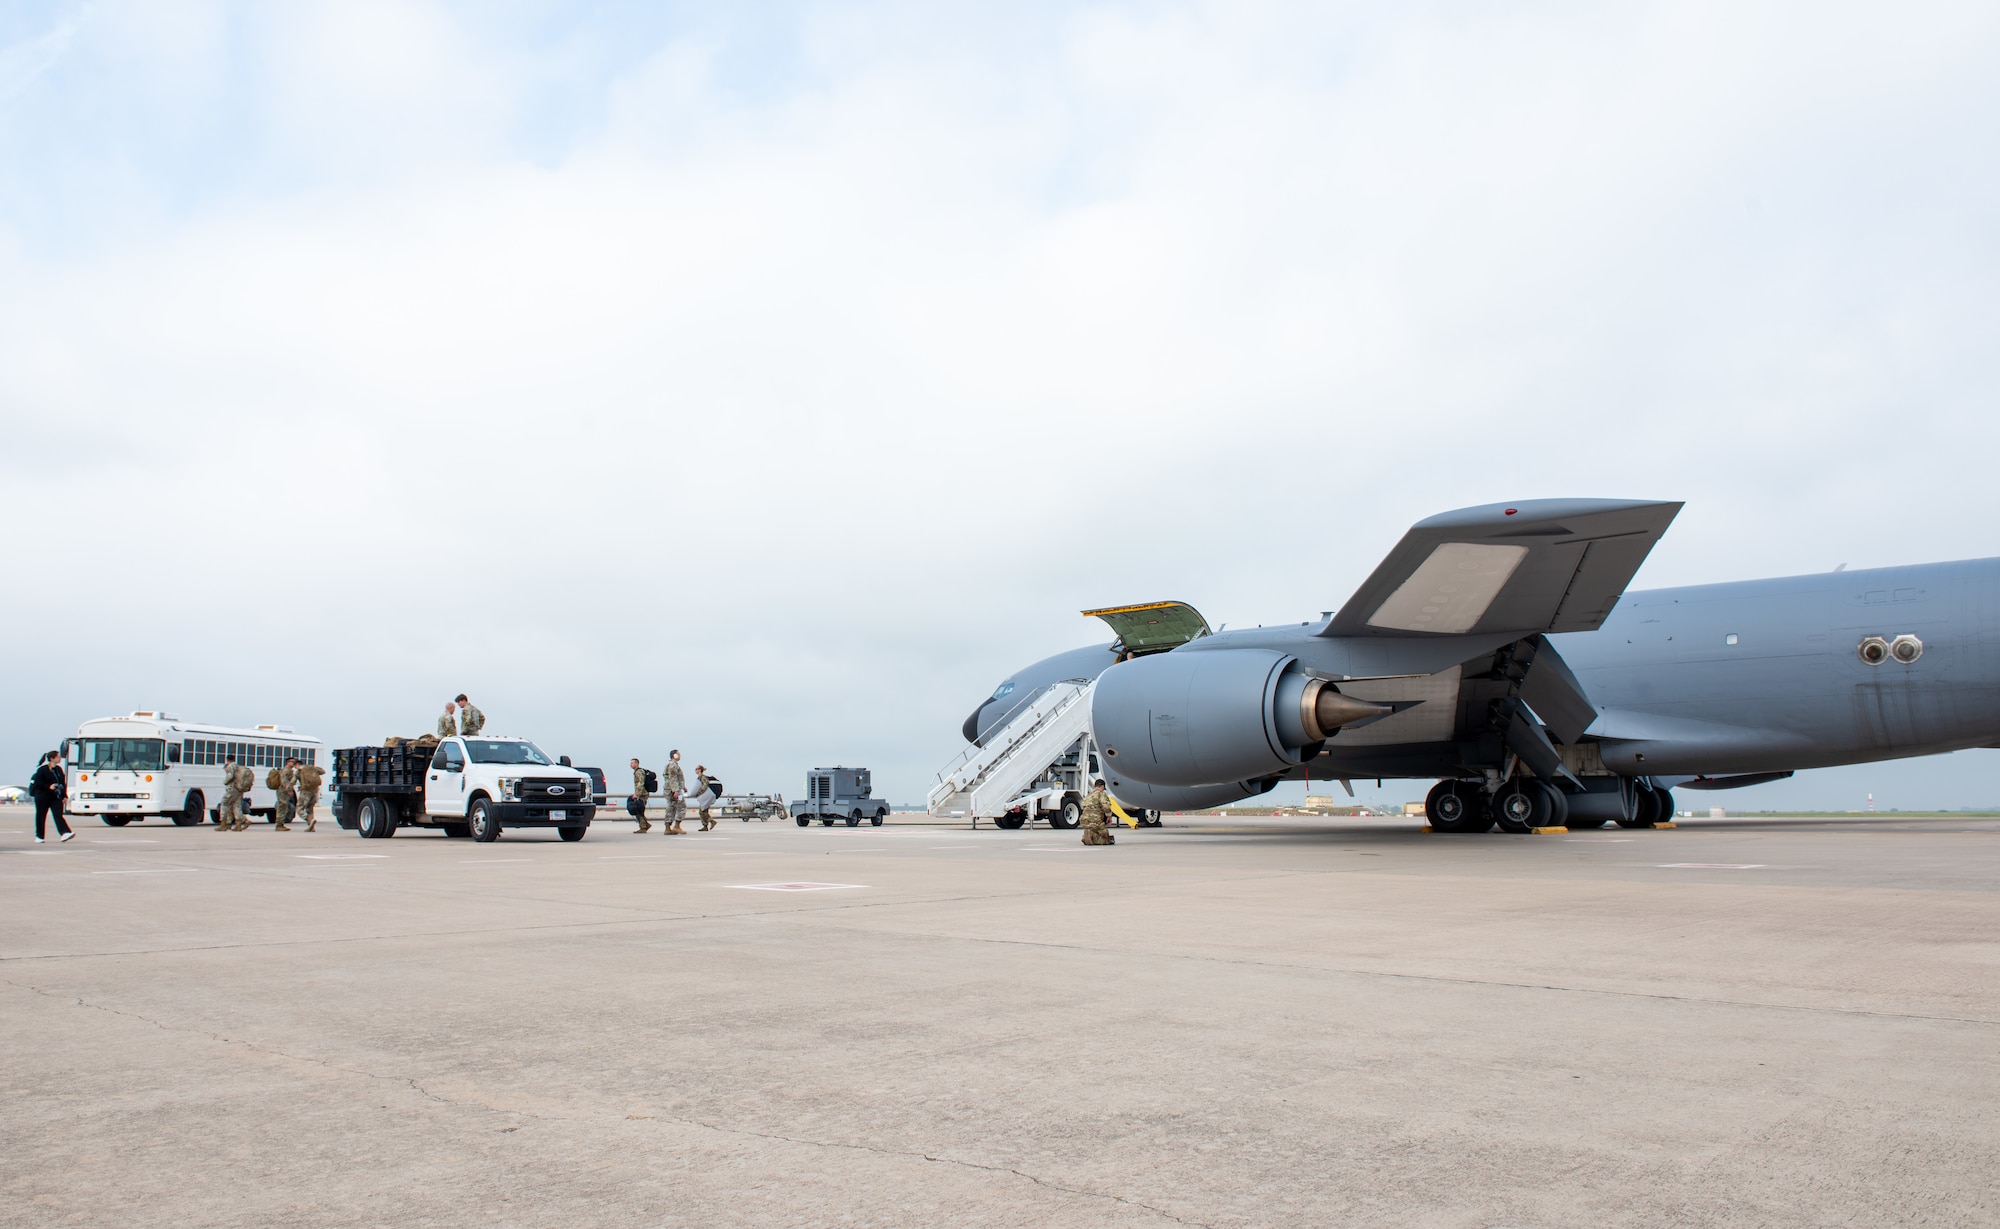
[2,803,1994,1228]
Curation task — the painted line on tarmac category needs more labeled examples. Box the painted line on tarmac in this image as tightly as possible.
[296,854,388,860]
[1657,862,1767,869]
[732,882,866,892]
[459,858,532,863]
[91,839,159,844]
[92,868,200,875]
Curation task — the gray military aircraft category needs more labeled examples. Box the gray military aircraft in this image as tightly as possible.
[961,499,2000,831]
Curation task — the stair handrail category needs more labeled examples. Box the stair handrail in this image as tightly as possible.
[930,678,1091,788]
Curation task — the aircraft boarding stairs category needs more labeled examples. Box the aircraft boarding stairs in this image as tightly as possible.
[926,680,1095,825]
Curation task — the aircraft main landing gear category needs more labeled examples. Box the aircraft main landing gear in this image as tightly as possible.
[1425,780,1495,833]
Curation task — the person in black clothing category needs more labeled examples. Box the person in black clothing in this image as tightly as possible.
[29,750,73,844]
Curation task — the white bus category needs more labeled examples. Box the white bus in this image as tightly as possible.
[66,712,324,827]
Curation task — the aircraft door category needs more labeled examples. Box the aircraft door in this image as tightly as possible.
[427,740,467,816]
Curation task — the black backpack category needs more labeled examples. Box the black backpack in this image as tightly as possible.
[643,768,659,792]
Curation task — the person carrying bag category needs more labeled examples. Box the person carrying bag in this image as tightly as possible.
[29,750,73,844]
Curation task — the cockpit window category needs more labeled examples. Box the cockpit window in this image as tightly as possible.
[990,681,1015,701]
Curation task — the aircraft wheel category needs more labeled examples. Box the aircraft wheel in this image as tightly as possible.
[1654,787,1675,822]
[1617,782,1662,828]
[994,813,1025,830]
[1138,810,1163,827]
[1538,780,1569,829]
[1568,810,1609,829]
[1426,780,1492,833]
[1492,780,1551,833]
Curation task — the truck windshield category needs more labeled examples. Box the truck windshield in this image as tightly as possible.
[74,739,167,772]
[463,740,553,766]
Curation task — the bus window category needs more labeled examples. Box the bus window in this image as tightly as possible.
[168,742,182,764]
[75,739,168,772]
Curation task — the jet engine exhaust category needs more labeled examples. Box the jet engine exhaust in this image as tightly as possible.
[1295,678,1393,742]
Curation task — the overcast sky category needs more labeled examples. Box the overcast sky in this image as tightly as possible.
[3,1,1998,811]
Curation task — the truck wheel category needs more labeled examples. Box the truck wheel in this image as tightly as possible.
[820,818,834,826]
[174,792,205,826]
[1049,800,1081,830]
[355,796,384,839]
[871,810,885,826]
[469,799,501,842]
[101,815,132,826]
[443,823,471,839]
[795,815,810,828]
[846,810,862,827]
[558,825,586,842]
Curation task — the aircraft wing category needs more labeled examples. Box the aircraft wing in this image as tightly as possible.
[1324,499,1683,638]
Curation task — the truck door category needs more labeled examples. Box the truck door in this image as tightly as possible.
[427,740,467,816]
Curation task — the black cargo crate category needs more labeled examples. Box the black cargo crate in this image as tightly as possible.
[335,744,431,792]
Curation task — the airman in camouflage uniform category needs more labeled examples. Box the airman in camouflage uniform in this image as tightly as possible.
[456,695,485,736]
[1079,780,1117,846]
[273,761,299,830]
[437,703,458,740]
[661,751,686,835]
[694,766,719,831]
[296,761,324,832]
[630,757,652,833]
[218,757,248,831]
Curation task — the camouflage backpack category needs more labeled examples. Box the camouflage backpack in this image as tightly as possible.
[233,764,254,791]
[266,768,284,791]
[297,764,324,790]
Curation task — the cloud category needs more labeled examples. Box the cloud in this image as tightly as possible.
[2,1,1998,808]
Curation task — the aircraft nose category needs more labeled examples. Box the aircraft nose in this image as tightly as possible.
[961,702,988,745]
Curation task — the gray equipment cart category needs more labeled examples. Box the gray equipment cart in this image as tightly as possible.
[791,767,889,827]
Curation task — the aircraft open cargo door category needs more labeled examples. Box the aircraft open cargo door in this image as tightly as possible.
[1082,601,1212,656]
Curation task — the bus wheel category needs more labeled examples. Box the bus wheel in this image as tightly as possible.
[174,792,205,826]
[101,815,132,826]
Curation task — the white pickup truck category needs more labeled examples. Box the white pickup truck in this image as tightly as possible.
[332,735,598,842]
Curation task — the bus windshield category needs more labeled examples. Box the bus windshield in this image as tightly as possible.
[463,740,553,766]
[74,739,168,772]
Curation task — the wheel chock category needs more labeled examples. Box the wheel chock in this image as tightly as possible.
[1650,822,1677,829]
[1420,825,1434,833]
[1530,826,1568,834]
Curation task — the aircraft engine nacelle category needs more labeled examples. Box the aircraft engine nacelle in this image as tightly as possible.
[1091,648,1391,788]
